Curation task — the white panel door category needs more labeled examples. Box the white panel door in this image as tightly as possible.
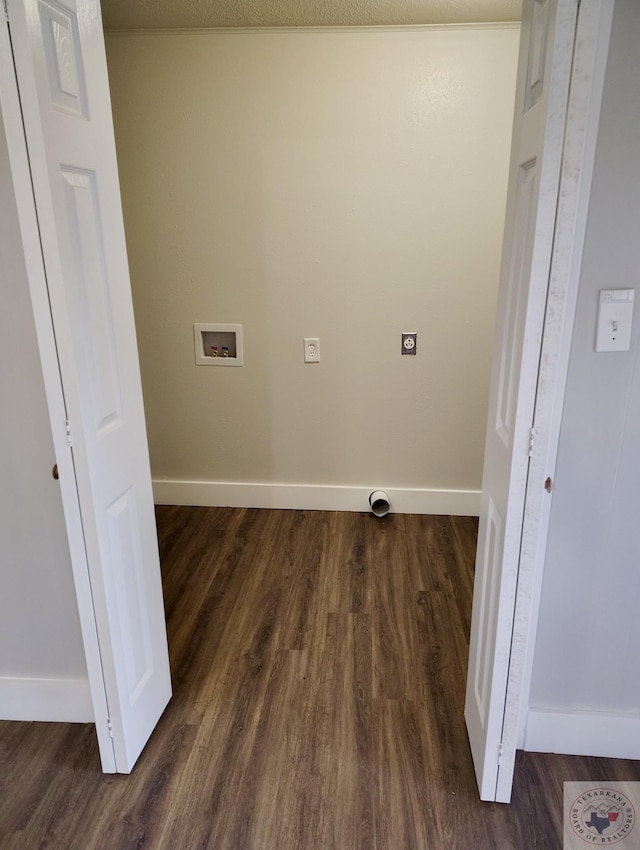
[465,0,579,802]
[7,0,171,772]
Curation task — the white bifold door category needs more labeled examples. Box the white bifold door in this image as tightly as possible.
[465,0,613,804]
[2,0,171,771]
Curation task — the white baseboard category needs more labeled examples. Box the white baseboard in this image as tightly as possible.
[152,479,480,516]
[524,708,640,760]
[0,676,93,723]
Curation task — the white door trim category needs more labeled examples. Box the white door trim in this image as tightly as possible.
[500,0,614,797]
[0,15,116,770]
[491,0,614,802]
[466,0,582,802]
[465,0,614,804]
[7,0,171,772]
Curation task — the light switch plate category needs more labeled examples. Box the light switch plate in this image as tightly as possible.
[595,289,634,352]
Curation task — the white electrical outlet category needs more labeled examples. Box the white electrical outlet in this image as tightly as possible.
[304,337,320,362]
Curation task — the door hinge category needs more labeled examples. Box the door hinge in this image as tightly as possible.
[3,0,8,24]
[107,717,114,739]
[528,427,536,457]
[65,419,73,447]
[498,743,504,766]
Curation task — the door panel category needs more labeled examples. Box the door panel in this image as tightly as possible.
[8,0,171,772]
[471,497,502,725]
[525,0,550,110]
[495,159,538,446]
[39,0,88,115]
[465,0,578,802]
[60,167,125,433]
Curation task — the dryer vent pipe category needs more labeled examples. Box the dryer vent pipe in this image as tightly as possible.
[369,490,390,518]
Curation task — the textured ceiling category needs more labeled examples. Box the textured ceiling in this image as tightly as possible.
[101,0,522,31]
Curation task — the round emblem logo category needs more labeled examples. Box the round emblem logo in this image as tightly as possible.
[570,787,636,844]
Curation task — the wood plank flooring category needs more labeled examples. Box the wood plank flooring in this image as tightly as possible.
[1,507,639,849]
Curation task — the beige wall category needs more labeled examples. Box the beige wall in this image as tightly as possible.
[105,27,518,502]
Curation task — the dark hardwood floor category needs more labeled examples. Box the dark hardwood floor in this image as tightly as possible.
[1,507,639,849]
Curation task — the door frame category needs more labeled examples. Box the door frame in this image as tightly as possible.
[498,0,614,798]
[1,0,614,791]
[0,12,116,771]
[473,0,614,802]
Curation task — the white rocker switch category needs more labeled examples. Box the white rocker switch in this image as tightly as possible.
[595,289,634,352]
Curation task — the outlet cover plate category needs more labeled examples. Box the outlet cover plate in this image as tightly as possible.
[304,337,320,363]
[402,332,417,355]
